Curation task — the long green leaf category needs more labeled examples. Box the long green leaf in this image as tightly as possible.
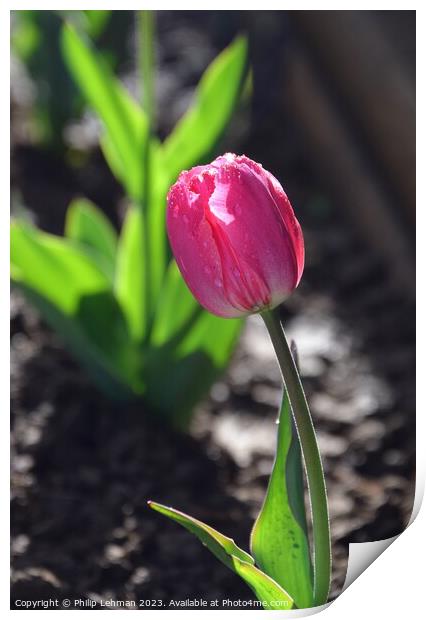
[144,140,169,306]
[65,197,118,282]
[114,207,146,342]
[149,502,254,566]
[250,390,313,608]
[148,502,294,610]
[16,283,142,399]
[11,220,109,314]
[230,557,294,611]
[150,260,242,366]
[147,261,242,427]
[162,36,248,184]
[83,10,111,38]
[61,23,147,201]
[101,134,168,307]
[150,259,201,346]
[61,22,168,308]
[11,221,143,397]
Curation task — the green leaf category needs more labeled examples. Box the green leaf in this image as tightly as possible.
[150,260,242,366]
[99,138,168,313]
[148,502,294,610]
[11,11,41,61]
[250,390,313,608]
[114,207,146,342]
[127,139,170,315]
[61,23,147,201]
[162,36,248,184]
[150,260,202,346]
[83,10,111,38]
[11,220,143,397]
[11,220,109,314]
[147,260,242,427]
[148,502,254,565]
[17,283,143,399]
[230,557,294,611]
[65,197,118,282]
[176,308,241,368]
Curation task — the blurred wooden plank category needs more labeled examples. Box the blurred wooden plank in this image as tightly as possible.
[290,10,415,225]
[285,48,414,297]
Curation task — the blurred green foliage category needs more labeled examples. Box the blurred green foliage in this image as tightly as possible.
[11,12,249,428]
[11,10,131,150]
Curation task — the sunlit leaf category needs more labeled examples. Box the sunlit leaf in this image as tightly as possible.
[149,501,254,565]
[230,557,294,611]
[148,502,294,610]
[11,220,109,314]
[11,220,143,397]
[65,197,118,282]
[176,308,241,368]
[83,10,111,38]
[162,36,248,184]
[145,140,170,305]
[114,207,146,342]
[150,259,201,346]
[61,23,147,201]
[250,390,313,608]
[11,11,41,60]
[147,260,242,427]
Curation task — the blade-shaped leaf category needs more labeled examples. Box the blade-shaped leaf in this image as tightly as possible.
[151,261,243,367]
[65,197,118,282]
[162,36,248,185]
[230,556,294,611]
[147,262,242,427]
[11,220,143,397]
[15,283,143,400]
[148,501,254,565]
[150,259,202,346]
[61,23,147,201]
[144,140,170,305]
[114,207,146,342]
[11,220,109,314]
[83,10,111,38]
[148,502,294,610]
[176,308,241,368]
[250,390,313,608]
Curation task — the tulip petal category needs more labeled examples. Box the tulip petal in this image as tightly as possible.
[207,160,299,306]
[167,178,237,317]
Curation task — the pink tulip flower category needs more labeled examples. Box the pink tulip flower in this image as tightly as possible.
[166,153,304,318]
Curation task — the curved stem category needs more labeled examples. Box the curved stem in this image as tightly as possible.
[261,307,331,605]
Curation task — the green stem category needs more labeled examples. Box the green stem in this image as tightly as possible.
[261,307,331,606]
[137,10,156,341]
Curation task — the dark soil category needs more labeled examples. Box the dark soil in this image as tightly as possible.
[11,10,415,611]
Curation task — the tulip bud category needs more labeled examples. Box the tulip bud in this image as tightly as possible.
[166,153,304,318]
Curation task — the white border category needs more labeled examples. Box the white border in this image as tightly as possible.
[6,3,421,618]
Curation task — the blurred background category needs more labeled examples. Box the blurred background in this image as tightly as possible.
[11,10,415,608]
